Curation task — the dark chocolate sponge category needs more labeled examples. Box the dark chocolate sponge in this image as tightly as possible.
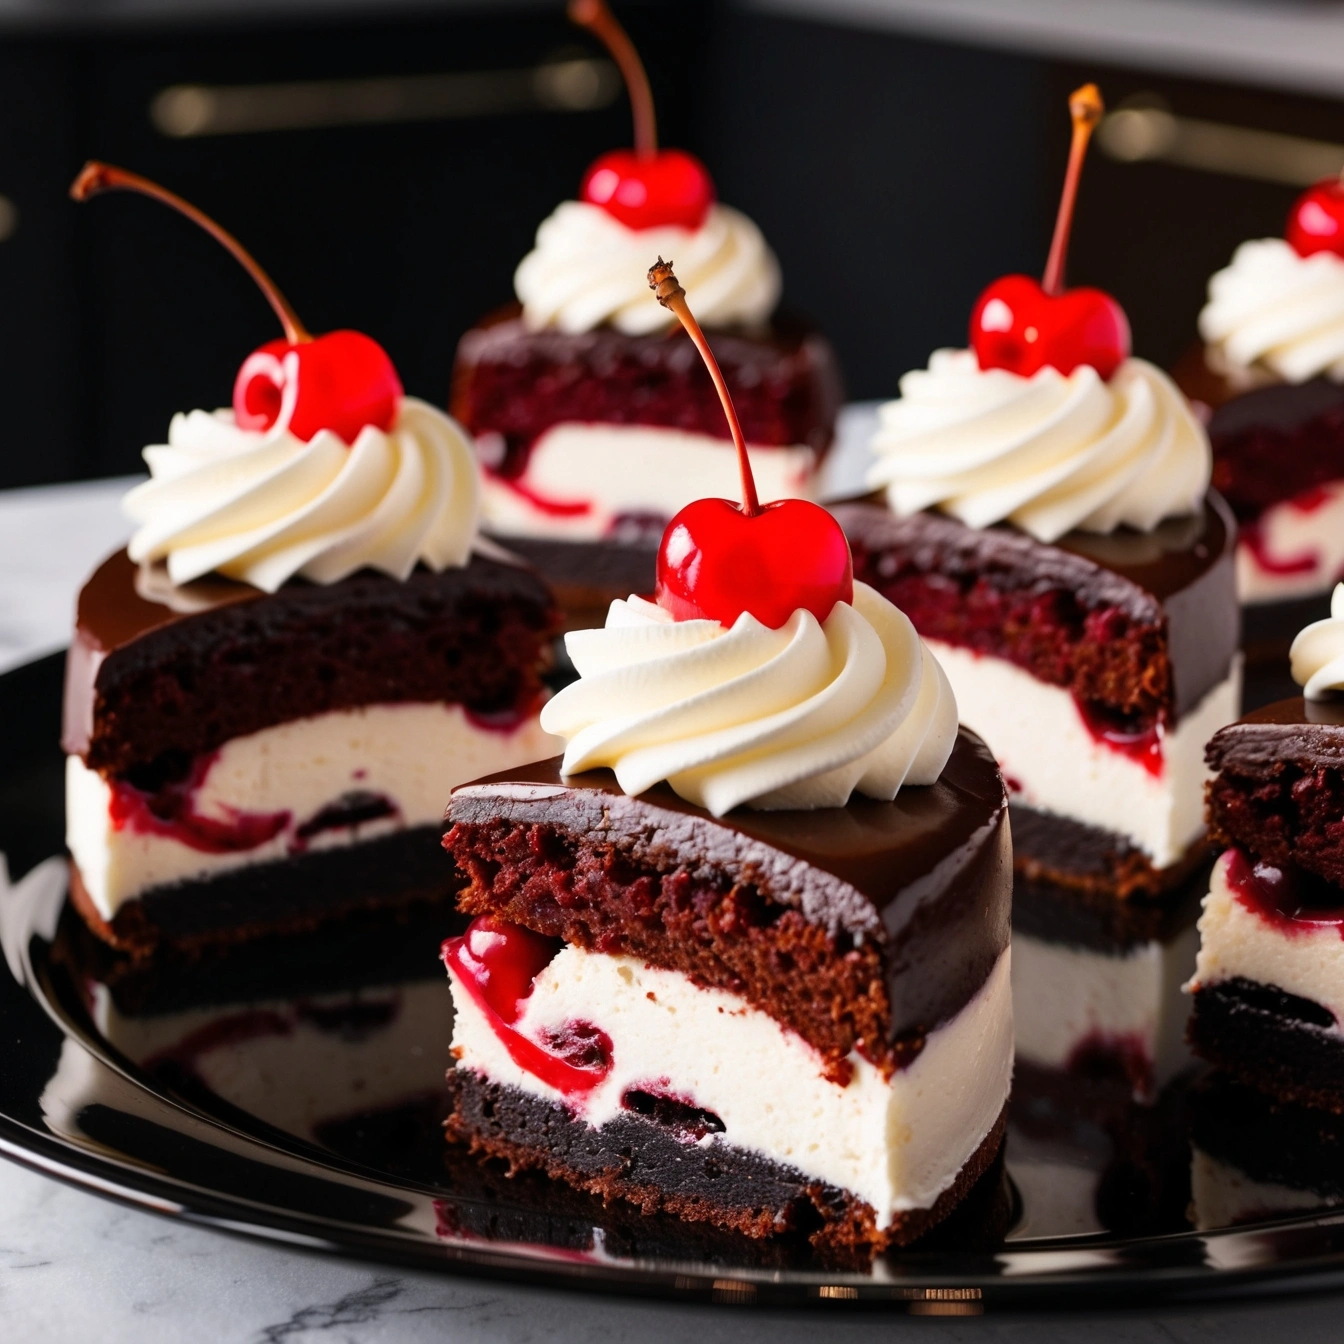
[441,733,1010,1080]
[64,549,558,777]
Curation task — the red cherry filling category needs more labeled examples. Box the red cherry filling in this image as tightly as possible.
[656,496,852,629]
[569,0,715,233]
[1225,848,1344,937]
[442,916,613,1095]
[970,83,1131,381]
[646,259,853,630]
[72,161,402,449]
[581,149,714,232]
[233,330,402,444]
[971,274,1130,381]
[1287,177,1344,258]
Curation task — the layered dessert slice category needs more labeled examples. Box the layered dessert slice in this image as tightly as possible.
[1187,592,1344,1110]
[64,164,558,954]
[1174,179,1344,702]
[439,261,1013,1252]
[450,0,840,628]
[842,85,1238,1097]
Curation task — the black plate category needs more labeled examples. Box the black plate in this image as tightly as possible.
[8,652,1344,1309]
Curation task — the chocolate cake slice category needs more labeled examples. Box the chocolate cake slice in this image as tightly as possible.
[438,740,1012,1252]
[836,496,1239,901]
[64,549,559,954]
[1188,697,1344,1110]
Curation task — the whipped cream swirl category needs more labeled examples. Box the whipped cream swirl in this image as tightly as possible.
[538,583,958,816]
[514,201,780,336]
[124,397,479,593]
[1200,238,1344,383]
[866,348,1211,544]
[1290,582,1344,699]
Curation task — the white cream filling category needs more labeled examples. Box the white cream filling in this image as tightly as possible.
[91,979,452,1141]
[449,944,1013,1226]
[478,422,815,541]
[1189,848,1344,1029]
[67,702,562,919]
[927,640,1240,868]
[1012,926,1196,1098]
[1237,481,1344,604]
[1190,1147,1337,1231]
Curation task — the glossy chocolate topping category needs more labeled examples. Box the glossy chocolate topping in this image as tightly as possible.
[836,493,1239,721]
[445,730,1011,1049]
[1207,696,1344,774]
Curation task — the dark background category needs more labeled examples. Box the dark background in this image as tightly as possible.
[0,0,1339,489]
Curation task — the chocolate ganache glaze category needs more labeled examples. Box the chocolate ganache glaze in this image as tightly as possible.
[835,493,1238,724]
[64,548,557,775]
[442,729,1010,1078]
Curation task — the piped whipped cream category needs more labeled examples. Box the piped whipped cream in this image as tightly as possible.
[1200,238,1344,383]
[866,348,1210,544]
[538,582,958,815]
[1290,582,1344,698]
[123,397,478,593]
[514,201,780,336]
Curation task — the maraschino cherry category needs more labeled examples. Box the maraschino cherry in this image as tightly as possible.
[970,84,1131,380]
[1287,177,1344,257]
[569,0,714,231]
[70,161,402,446]
[647,259,852,629]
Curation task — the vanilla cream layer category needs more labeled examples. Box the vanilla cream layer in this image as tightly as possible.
[1189,848,1344,1027]
[68,702,562,919]
[449,944,1013,1226]
[1190,1147,1335,1231]
[479,422,815,541]
[1237,481,1344,604]
[92,979,451,1141]
[928,641,1240,868]
[1012,927,1197,1099]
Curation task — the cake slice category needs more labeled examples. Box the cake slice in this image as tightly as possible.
[439,259,1013,1251]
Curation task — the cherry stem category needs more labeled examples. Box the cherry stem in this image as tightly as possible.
[70,160,310,345]
[568,0,657,159]
[1041,84,1104,297]
[648,258,759,517]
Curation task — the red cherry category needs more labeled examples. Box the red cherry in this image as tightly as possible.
[233,330,403,445]
[1287,178,1344,257]
[656,497,853,629]
[970,274,1131,380]
[442,915,560,1026]
[581,148,715,231]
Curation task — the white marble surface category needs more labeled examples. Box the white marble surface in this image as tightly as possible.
[5,457,1344,1339]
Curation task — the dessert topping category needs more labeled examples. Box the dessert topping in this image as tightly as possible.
[569,0,713,231]
[646,258,851,627]
[541,260,955,814]
[1287,176,1344,259]
[1199,237,1344,383]
[971,85,1131,381]
[72,162,401,447]
[867,347,1210,543]
[1290,582,1344,699]
[443,917,614,1095]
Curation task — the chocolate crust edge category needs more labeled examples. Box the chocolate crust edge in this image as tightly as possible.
[444,1070,1008,1252]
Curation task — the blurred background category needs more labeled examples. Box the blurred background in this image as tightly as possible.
[4,0,1344,489]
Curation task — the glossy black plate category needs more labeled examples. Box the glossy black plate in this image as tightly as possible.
[7,652,1344,1308]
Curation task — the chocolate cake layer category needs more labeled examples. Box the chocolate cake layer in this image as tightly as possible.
[445,1070,1007,1251]
[1174,342,1344,521]
[442,733,1010,1077]
[835,495,1238,726]
[64,549,558,776]
[1206,697,1344,887]
[1010,805,1211,903]
[489,535,656,633]
[451,304,842,478]
[70,823,454,956]
[1188,978,1344,1112]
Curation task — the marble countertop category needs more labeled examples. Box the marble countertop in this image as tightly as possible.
[3,465,1344,1342]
